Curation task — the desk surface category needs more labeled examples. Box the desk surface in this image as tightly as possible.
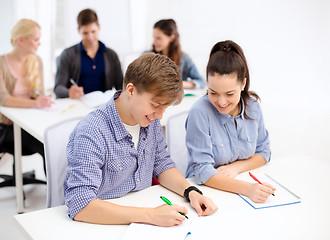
[14,155,330,240]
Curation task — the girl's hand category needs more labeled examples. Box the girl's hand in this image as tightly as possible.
[182,81,195,89]
[36,96,52,109]
[149,204,187,227]
[247,182,276,203]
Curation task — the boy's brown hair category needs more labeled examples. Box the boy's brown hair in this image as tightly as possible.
[77,9,99,28]
[124,53,183,106]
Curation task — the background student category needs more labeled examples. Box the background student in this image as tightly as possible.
[64,53,217,226]
[0,18,51,170]
[185,40,275,203]
[146,19,205,89]
[54,8,123,99]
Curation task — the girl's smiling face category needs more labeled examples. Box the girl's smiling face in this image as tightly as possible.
[207,73,245,117]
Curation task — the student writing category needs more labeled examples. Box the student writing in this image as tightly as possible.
[185,40,275,203]
[64,53,217,226]
[0,19,51,172]
[54,8,123,99]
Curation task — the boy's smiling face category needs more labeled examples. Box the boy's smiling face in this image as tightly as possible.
[126,83,169,127]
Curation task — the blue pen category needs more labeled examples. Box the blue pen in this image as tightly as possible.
[33,89,43,96]
[33,89,55,104]
[70,78,78,86]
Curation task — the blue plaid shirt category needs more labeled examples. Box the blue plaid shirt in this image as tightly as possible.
[64,91,175,219]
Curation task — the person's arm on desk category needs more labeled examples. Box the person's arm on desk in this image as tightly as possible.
[74,198,188,227]
[4,95,51,109]
[204,154,275,203]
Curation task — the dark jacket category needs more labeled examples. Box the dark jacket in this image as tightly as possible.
[54,43,123,98]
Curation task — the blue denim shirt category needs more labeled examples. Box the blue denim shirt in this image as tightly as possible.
[180,53,205,89]
[185,95,271,184]
[64,91,175,219]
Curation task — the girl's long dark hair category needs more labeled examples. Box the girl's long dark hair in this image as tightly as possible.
[207,40,259,119]
[152,19,182,66]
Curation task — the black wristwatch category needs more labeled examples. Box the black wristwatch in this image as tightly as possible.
[184,186,203,202]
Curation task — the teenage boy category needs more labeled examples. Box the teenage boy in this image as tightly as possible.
[64,53,218,226]
[54,8,123,99]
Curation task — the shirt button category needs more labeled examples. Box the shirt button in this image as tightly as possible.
[143,137,146,141]
[220,144,224,147]
[136,178,140,182]
[128,134,132,138]
[238,124,241,127]
[119,167,122,171]
[131,144,134,148]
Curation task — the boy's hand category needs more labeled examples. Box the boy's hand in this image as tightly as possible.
[150,204,187,227]
[189,191,218,216]
[69,85,84,99]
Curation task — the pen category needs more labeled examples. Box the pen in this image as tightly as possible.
[70,78,78,86]
[249,172,275,196]
[160,196,188,219]
[33,89,55,104]
[33,89,43,96]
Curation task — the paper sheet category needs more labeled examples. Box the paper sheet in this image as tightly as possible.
[80,90,114,108]
[27,101,78,115]
[120,211,203,240]
[237,173,301,209]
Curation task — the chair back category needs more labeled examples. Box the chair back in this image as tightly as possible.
[165,111,189,176]
[44,117,82,208]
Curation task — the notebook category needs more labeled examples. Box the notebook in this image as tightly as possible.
[80,90,115,108]
[237,173,301,209]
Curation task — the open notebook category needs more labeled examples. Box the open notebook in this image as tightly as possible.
[80,90,115,108]
[237,173,301,209]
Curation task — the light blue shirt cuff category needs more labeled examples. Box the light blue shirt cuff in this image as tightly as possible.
[194,164,219,184]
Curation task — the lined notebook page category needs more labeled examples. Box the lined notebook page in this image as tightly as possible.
[237,173,301,209]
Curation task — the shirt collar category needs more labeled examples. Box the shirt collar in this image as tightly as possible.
[107,91,149,142]
[79,40,106,54]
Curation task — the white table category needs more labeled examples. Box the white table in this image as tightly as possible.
[14,154,330,240]
[0,91,203,213]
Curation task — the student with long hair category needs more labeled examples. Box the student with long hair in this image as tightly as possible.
[148,19,205,89]
[0,18,51,167]
[185,40,275,203]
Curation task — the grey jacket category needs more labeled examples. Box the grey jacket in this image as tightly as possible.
[54,43,123,98]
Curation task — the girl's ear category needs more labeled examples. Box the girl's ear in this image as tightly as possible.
[17,37,24,45]
[242,78,247,91]
[170,34,175,42]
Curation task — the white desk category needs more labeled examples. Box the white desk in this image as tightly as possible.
[14,155,330,240]
[0,91,203,213]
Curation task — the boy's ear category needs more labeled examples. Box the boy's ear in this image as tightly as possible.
[126,83,135,96]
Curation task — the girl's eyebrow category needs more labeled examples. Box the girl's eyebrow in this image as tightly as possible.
[208,88,236,94]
